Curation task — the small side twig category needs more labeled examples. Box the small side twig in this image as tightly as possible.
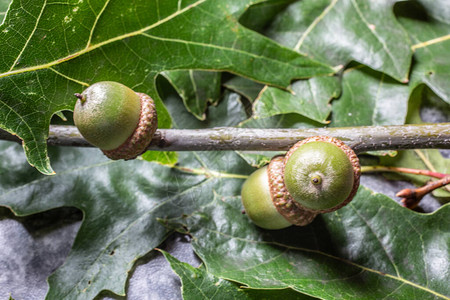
[396,176,450,209]
[361,166,448,179]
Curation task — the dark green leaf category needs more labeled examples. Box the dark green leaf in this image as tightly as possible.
[0,0,333,174]
[161,0,297,117]
[161,250,315,300]
[266,0,413,82]
[224,77,264,103]
[331,66,409,127]
[239,0,298,33]
[0,81,252,299]
[0,141,207,299]
[185,187,450,299]
[396,1,450,104]
[254,76,340,123]
[162,70,221,120]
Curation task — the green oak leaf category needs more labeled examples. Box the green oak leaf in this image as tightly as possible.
[162,70,221,120]
[158,0,297,120]
[396,1,450,104]
[266,0,413,82]
[0,141,211,299]
[224,76,264,103]
[0,84,253,299]
[253,76,341,124]
[331,66,409,127]
[184,187,450,300]
[0,0,333,175]
[238,0,414,126]
[161,250,315,300]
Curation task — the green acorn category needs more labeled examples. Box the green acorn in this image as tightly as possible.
[241,136,360,229]
[73,81,157,160]
[283,136,360,213]
[241,156,317,230]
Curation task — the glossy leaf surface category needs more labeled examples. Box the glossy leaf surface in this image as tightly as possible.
[185,188,450,299]
[162,250,315,300]
[0,0,332,174]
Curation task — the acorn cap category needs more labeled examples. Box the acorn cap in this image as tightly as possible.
[241,166,292,230]
[102,92,157,160]
[283,136,360,214]
[268,156,317,226]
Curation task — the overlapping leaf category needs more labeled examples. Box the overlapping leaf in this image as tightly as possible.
[159,0,298,120]
[161,250,315,300]
[236,0,415,126]
[255,76,340,124]
[0,92,253,299]
[0,0,333,175]
[331,66,409,127]
[0,1,449,299]
[162,70,221,120]
[266,0,412,81]
[395,1,450,104]
[224,77,264,103]
[184,188,450,299]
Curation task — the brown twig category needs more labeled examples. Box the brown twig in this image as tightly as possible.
[396,176,450,209]
[0,123,450,152]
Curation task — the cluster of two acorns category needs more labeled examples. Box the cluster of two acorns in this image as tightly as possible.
[74,82,361,230]
[242,136,361,229]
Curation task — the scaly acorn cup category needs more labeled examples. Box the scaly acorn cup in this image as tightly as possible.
[73,81,157,160]
[283,136,361,213]
[241,156,317,230]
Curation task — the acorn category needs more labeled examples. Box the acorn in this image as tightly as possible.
[283,136,360,213]
[73,81,157,160]
[241,156,317,230]
[241,136,360,229]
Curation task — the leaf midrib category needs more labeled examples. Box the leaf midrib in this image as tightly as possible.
[195,217,448,299]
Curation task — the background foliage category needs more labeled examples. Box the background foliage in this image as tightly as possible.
[0,0,449,299]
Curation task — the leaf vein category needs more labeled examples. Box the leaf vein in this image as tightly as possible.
[62,177,214,298]
[0,0,207,79]
[350,0,402,76]
[294,0,338,51]
[8,0,47,72]
[349,203,401,276]
[86,0,111,48]
[198,225,448,298]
